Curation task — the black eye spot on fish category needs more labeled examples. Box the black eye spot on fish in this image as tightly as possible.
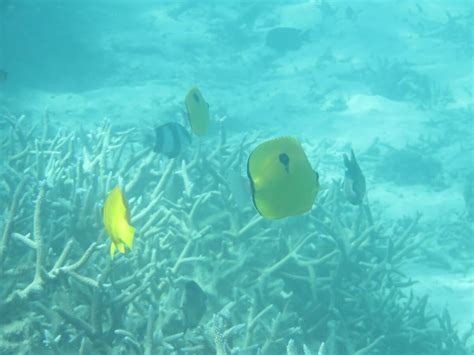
[279,153,290,173]
[193,92,200,103]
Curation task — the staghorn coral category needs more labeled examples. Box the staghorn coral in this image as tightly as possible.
[0,113,472,354]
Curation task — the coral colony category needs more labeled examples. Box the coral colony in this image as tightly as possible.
[0,113,472,354]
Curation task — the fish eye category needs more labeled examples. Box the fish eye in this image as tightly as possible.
[193,92,200,102]
[279,153,289,166]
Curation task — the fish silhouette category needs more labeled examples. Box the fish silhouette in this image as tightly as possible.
[343,149,366,205]
[181,280,207,329]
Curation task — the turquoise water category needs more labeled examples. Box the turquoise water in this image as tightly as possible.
[0,1,473,354]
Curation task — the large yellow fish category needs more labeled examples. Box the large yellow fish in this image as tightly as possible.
[185,86,209,136]
[247,137,319,219]
[103,186,135,259]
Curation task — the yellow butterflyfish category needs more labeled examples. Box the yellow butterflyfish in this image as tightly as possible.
[103,186,135,259]
[247,137,320,220]
[185,86,209,136]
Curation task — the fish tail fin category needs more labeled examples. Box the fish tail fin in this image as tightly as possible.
[110,243,116,259]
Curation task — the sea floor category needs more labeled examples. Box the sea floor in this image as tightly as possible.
[0,0,472,348]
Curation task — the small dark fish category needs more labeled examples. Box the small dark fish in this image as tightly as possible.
[343,149,366,205]
[153,122,191,158]
[181,280,206,329]
[0,70,7,81]
[265,27,309,52]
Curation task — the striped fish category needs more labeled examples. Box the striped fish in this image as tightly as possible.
[153,122,191,158]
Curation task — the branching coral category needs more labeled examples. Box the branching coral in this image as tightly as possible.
[0,113,471,354]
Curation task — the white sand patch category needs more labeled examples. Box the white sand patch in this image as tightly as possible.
[294,94,429,151]
[275,0,323,29]
[404,262,474,336]
[369,183,465,221]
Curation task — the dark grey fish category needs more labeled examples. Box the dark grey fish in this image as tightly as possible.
[153,122,191,158]
[265,27,309,52]
[343,149,366,205]
[181,280,206,329]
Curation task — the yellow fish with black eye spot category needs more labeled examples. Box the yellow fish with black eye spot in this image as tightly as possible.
[185,86,209,136]
[103,186,135,259]
[247,137,320,220]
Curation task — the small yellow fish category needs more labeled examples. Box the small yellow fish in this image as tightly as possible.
[185,86,209,136]
[103,186,135,259]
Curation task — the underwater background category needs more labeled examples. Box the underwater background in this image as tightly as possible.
[0,0,473,354]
